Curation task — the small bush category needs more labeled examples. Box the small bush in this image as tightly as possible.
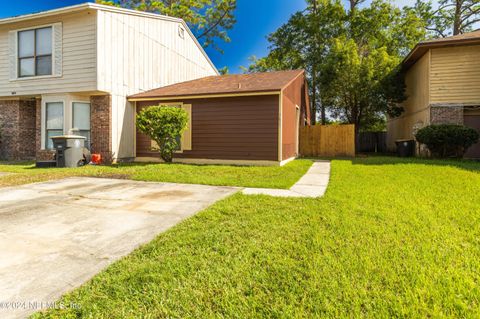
[415,124,479,158]
[136,106,188,162]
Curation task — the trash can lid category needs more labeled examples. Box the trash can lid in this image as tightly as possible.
[51,135,86,140]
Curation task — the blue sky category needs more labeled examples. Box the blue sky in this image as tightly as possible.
[1,0,422,73]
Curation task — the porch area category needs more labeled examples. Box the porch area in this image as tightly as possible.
[0,94,112,161]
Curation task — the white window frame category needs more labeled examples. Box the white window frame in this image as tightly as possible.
[72,100,92,149]
[42,100,65,150]
[11,23,61,81]
[41,95,91,150]
[18,26,53,78]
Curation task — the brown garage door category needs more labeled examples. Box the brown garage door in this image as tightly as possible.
[464,114,480,159]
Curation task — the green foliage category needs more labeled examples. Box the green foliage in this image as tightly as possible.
[218,66,229,75]
[32,157,480,318]
[136,106,188,162]
[95,0,236,51]
[248,0,426,130]
[415,124,480,158]
[413,0,480,37]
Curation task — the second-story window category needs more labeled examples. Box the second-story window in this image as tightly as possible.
[18,27,52,77]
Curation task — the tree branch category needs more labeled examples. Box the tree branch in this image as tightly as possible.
[426,26,447,37]
[197,9,229,39]
[462,17,480,28]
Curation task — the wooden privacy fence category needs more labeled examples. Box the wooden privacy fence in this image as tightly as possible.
[299,124,355,157]
[358,132,387,153]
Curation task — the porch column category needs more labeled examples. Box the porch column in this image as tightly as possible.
[90,95,112,160]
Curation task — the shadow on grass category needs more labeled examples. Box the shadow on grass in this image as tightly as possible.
[302,155,480,172]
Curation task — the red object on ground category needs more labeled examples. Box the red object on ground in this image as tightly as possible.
[91,154,102,164]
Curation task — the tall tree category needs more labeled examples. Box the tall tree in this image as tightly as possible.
[414,0,480,37]
[96,0,236,51]
[246,0,345,124]
[248,0,424,133]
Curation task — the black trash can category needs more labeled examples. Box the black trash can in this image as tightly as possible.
[395,139,416,157]
[51,135,87,167]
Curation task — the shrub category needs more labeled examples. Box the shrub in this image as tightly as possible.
[136,106,188,162]
[415,124,479,158]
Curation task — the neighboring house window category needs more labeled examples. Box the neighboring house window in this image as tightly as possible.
[18,27,52,77]
[72,102,91,149]
[45,102,64,149]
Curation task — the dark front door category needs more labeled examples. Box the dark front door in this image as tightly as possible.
[464,114,480,159]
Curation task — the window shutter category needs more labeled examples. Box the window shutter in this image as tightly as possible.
[8,31,17,80]
[181,104,192,150]
[53,23,63,76]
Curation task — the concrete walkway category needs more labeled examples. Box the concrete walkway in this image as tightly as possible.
[243,161,330,198]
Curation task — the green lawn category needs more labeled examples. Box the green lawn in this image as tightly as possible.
[0,159,312,189]
[30,157,480,318]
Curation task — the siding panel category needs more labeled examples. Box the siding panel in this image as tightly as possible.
[430,45,480,104]
[96,10,217,159]
[136,95,279,161]
[0,11,97,96]
[282,73,307,160]
[387,51,430,151]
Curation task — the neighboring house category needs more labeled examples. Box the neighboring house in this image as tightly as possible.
[387,30,480,158]
[0,3,217,161]
[129,70,311,166]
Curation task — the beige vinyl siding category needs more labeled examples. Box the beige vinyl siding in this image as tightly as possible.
[387,51,431,150]
[96,10,217,158]
[0,10,97,97]
[430,45,480,104]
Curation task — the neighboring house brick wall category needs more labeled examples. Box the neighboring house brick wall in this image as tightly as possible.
[0,99,36,160]
[430,104,464,125]
[90,95,112,159]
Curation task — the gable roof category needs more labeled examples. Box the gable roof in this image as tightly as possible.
[128,70,305,100]
[403,30,480,70]
[0,2,217,75]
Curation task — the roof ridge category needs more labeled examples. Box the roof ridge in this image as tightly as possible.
[134,75,217,95]
[128,69,306,100]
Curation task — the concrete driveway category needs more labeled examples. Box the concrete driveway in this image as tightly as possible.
[0,177,237,319]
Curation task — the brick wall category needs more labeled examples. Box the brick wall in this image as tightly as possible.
[90,95,112,159]
[0,99,36,160]
[430,104,464,125]
[34,98,56,161]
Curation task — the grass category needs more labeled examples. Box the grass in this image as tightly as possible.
[0,159,312,189]
[30,156,480,318]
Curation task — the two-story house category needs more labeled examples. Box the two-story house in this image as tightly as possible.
[387,31,480,158]
[0,3,218,161]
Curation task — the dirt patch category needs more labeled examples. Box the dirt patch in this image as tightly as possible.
[141,190,193,200]
[124,191,194,211]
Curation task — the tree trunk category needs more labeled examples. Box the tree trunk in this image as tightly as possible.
[321,100,326,125]
[311,69,317,125]
[453,0,462,35]
[311,1,318,125]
